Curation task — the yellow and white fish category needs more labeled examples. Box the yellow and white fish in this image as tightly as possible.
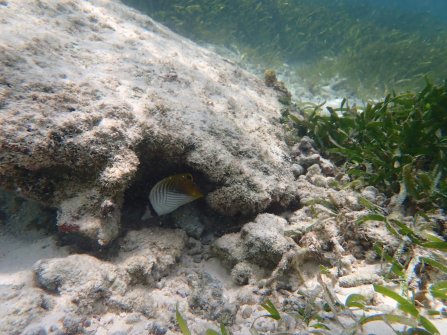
[145,173,203,217]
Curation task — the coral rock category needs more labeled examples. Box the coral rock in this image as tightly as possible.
[0,0,299,245]
[213,213,293,269]
[241,214,291,268]
[0,285,52,335]
[116,228,187,285]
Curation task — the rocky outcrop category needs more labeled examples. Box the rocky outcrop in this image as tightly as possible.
[0,285,52,335]
[0,228,187,334]
[213,213,295,270]
[116,227,187,285]
[1,139,442,335]
[33,227,187,300]
[212,154,400,289]
[188,272,238,324]
[0,0,298,245]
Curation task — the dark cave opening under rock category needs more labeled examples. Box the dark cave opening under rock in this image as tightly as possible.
[1,145,303,253]
[119,150,266,242]
[117,130,307,242]
[264,198,301,218]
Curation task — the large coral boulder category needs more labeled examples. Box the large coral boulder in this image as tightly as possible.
[0,0,299,245]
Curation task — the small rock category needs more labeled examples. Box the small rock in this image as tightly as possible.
[361,186,379,203]
[338,174,351,185]
[291,164,305,178]
[285,207,314,239]
[188,272,238,324]
[125,313,141,324]
[122,254,156,286]
[375,194,387,206]
[231,262,253,286]
[298,136,316,153]
[33,254,122,314]
[171,206,204,239]
[117,228,187,285]
[241,306,253,319]
[213,214,293,269]
[212,233,245,268]
[297,154,321,168]
[241,213,291,268]
[176,288,189,298]
[236,289,258,305]
[155,280,165,290]
[278,314,297,331]
[109,288,156,318]
[283,297,307,312]
[309,174,328,187]
[264,69,277,87]
[0,285,51,335]
[306,163,322,176]
[339,273,381,288]
[344,195,362,210]
[193,254,203,263]
[33,254,118,295]
[62,315,85,335]
[320,157,335,176]
[186,237,203,255]
[57,188,122,246]
[149,323,167,335]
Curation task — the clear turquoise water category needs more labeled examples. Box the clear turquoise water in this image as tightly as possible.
[364,0,447,21]
[122,1,447,98]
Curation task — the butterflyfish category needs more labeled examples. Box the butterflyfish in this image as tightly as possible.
[149,173,203,216]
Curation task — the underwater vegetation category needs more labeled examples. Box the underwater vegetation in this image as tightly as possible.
[288,81,447,334]
[171,79,447,334]
[177,257,447,334]
[289,80,447,213]
[123,0,447,97]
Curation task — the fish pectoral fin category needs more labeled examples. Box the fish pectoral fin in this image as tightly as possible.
[141,206,154,220]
